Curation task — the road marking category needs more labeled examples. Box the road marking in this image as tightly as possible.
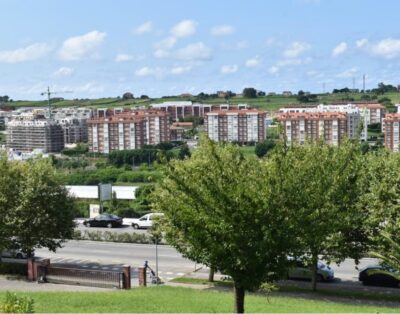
[166,272,173,275]
[177,272,184,276]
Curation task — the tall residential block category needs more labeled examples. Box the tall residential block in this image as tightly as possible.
[278,112,349,146]
[6,115,64,153]
[384,113,400,152]
[204,109,266,143]
[87,109,170,153]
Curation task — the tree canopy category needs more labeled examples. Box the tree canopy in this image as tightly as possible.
[152,138,297,313]
[0,157,76,257]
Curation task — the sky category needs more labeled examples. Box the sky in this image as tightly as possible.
[1,0,400,100]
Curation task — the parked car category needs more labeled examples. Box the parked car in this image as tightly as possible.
[1,249,32,259]
[359,264,400,287]
[287,258,334,281]
[83,213,123,228]
[130,213,164,229]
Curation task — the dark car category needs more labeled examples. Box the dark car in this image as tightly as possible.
[83,213,123,228]
[359,264,400,287]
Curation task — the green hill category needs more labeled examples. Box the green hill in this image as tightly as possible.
[4,91,400,112]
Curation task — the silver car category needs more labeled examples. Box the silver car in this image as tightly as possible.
[288,259,334,281]
[1,249,31,259]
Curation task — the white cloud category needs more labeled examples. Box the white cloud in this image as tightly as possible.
[154,49,170,58]
[0,43,52,63]
[245,56,261,67]
[53,67,74,77]
[154,37,177,50]
[356,38,368,48]
[221,64,238,74]
[211,25,235,36]
[75,82,104,93]
[283,41,311,58]
[59,30,106,61]
[135,65,192,78]
[115,54,133,62]
[336,67,358,78]
[175,42,212,61]
[276,57,312,67]
[332,42,348,57]
[170,65,192,75]
[134,21,153,34]
[368,38,400,59]
[269,66,279,74]
[170,20,197,38]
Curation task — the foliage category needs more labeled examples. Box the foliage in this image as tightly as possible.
[296,91,318,103]
[152,137,296,313]
[122,92,134,100]
[359,151,400,250]
[72,230,154,244]
[372,82,398,95]
[1,292,34,314]
[255,140,276,158]
[242,87,257,98]
[1,157,76,257]
[270,141,367,291]
[61,143,89,156]
[178,144,191,160]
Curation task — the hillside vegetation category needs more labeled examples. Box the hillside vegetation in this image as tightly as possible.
[5,91,400,112]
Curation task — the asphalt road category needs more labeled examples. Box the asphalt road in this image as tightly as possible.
[34,240,379,283]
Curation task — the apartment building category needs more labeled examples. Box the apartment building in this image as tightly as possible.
[356,103,385,125]
[87,109,170,153]
[53,108,93,144]
[204,109,266,143]
[150,101,213,121]
[6,115,64,153]
[383,113,400,152]
[278,112,349,146]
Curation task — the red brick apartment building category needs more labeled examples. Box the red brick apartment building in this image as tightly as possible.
[87,110,169,153]
[278,112,348,146]
[384,113,400,152]
[205,109,266,143]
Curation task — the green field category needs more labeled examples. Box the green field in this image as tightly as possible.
[6,91,400,112]
[1,286,398,313]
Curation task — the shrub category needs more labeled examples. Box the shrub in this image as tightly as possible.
[1,292,34,313]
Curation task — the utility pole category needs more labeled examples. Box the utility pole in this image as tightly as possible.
[363,74,366,93]
[40,87,73,119]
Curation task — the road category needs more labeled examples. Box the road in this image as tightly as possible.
[34,240,379,283]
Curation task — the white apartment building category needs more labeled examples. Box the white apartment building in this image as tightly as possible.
[205,109,265,143]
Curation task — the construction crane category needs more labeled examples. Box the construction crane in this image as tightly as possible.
[40,86,73,118]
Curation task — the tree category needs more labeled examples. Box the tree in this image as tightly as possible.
[140,95,149,99]
[2,158,75,257]
[370,232,400,278]
[122,92,134,100]
[254,140,276,158]
[178,144,191,160]
[242,87,257,98]
[152,138,295,313]
[273,141,367,291]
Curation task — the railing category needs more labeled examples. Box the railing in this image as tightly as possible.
[38,266,123,289]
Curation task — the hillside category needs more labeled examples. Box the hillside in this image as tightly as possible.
[4,92,400,112]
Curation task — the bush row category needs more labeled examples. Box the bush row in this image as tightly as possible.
[0,262,27,276]
[72,230,162,244]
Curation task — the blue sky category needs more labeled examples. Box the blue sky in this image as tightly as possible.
[1,0,400,100]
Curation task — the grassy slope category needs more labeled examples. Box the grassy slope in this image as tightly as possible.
[8,92,400,112]
[0,286,398,313]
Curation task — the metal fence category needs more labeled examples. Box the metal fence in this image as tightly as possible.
[38,266,123,289]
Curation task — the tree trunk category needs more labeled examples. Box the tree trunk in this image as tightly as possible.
[234,283,245,313]
[208,267,215,282]
[311,253,318,291]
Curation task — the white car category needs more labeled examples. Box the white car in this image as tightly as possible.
[1,249,31,259]
[127,213,164,229]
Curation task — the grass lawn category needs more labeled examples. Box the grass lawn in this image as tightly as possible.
[238,145,256,157]
[0,286,399,313]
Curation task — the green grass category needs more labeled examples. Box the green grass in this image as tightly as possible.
[0,286,398,313]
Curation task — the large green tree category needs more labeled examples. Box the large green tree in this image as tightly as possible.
[271,141,367,291]
[2,157,76,257]
[152,138,296,313]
